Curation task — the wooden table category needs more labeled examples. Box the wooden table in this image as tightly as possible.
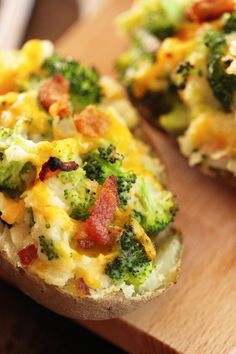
[1,1,236,353]
[56,1,236,353]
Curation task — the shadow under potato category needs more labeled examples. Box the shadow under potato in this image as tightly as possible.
[0,281,125,354]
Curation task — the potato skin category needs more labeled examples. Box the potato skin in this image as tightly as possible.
[0,249,180,320]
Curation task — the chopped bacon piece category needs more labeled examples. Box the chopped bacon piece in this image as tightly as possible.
[75,277,90,296]
[39,73,72,117]
[74,105,109,137]
[39,157,78,181]
[187,0,234,23]
[18,244,38,267]
[79,176,118,246]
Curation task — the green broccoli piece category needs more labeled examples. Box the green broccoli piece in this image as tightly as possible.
[160,99,190,134]
[204,30,236,111]
[58,168,95,221]
[143,8,174,40]
[17,74,42,93]
[144,0,190,39]
[83,144,136,206]
[106,224,152,286]
[223,11,236,33]
[118,0,189,39]
[116,44,155,84]
[133,176,177,234]
[175,61,194,90]
[42,54,102,111]
[64,188,94,221]
[39,235,59,261]
[0,128,37,198]
[0,160,36,198]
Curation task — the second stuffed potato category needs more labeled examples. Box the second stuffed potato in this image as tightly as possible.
[117,0,236,183]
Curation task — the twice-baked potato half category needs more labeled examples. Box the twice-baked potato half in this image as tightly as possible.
[117,0,236,183]
[0,41,182,320]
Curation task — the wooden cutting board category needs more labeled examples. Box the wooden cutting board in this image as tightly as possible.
[56,1,236,353]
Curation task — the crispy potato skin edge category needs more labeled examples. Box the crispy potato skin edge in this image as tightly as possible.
[0,249,180,320]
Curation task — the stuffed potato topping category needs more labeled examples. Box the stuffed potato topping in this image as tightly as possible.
[0,40,181,320]
[117,0,236,182]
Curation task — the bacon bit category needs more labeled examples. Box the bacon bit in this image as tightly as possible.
[166,52,173,59]
[78,176,119,247]
[75,277,90,296]
[74,105,109,137]
[187,0,234,23]
[18,244,38,267]
[39,73,72,118]
[39,157,78,181]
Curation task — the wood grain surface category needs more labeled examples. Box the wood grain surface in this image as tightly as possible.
[56,1,236,353]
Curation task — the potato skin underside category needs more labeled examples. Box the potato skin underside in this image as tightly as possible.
[0,249,180,320]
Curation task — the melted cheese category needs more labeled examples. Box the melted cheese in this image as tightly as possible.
[131,218,156,260]
[0,40,53,94]
[188,112,236,157]
[133,38,195,97]
[0,92,51,138]
[0,193,25,224]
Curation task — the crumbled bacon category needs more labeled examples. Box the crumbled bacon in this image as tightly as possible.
[78,176,119,247]
[187,0,234,23]
[18,244,38,267]
[39,157,78,181]
[74,105,109,137]
[75,277,90,296]
[39,73,72,117]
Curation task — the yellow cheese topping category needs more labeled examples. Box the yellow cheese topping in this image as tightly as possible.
[131,218,156,260]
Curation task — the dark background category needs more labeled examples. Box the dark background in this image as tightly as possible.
[1,1,126,353]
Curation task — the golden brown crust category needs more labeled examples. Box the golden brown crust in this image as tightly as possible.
[0,248,180,320]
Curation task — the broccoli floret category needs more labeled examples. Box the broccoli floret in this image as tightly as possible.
[26,207,35,228]
[0,160,36,198]
[17,74,42,93]
[118,0,188,39]
[204,30,236,111]
[133,176,177,234]
[143,9,174,39]
[39,235,59,261]
[223,11,236,33]
[175,61,194,90]
[106,224,152,286]
[58,168,95,221]
[160,99,190,134]
[83,144,136,206]
[143,0,188,39]
[0,128,37,197]
[64,188,94,221]
[43,54,102,111]
[116,44,155,84]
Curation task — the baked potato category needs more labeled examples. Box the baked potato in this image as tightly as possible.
[117,0,236,184]
[0,41,182,320]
